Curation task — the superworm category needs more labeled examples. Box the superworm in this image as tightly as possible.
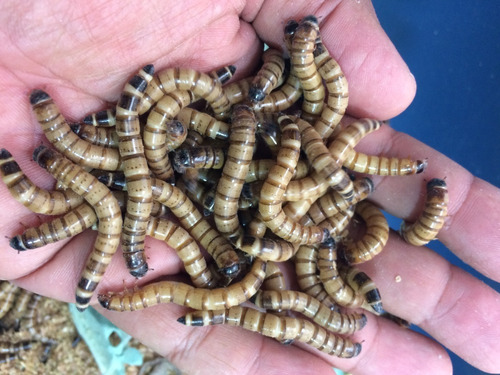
[224,77,252,105]
[300,177,373,226]
[252,289,367,335]
[98,258,266,311]
[151,178,240,276]
[289,16,325,121]
[116,64,154,278]
[30,90,121,171]
[342,201,389,264]
[33,146,122,311]
[259,115,328,244]
[0,149,84,215]
[261,261,286,291]
[294,244,338,310]
[249,48,286,102]
[0,283,20,321]
[245,159,309,183]
[318,239,369,310]
[256,119,281,155]
[252,74,302,113]
[176,108,229,140]
[177,306,361,358]
[82,108,116,127]
[139,65,235,115]
[400,178,448,246]
[317,207,355,238]
[236,235,297,262]
[172,146,225,173]
[146,217,216,288]
[143,90,192,179]
[339,263,384,315]
[313,40,349,139]
[0,289,33,330]
[296,117,354,201]
[214,104,256,243]
[70,122,119,148]
[9,202,97,251]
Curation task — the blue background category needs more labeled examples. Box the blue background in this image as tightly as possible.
[372,1,499,374]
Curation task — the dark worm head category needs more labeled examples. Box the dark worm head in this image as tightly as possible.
[416,159,428,174]
[32,145,54,169]
[9,236,27,251]
[284,19,299,35]
[29,89,51,105]
[97,294,111,309]
[248,87,266,102]
[302,15,319,25]
[176,316,186,325]
[0,148,12,159]
[427,178,447,189]
[142,64,155,76]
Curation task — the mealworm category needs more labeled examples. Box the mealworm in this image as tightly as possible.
[151,68,232,119]
[313,40,349,139]
[178,306,361,358]
[0,289,33,330]
[399,178,448,246]
[139,65,235,115]
[342,201,389,264]
[339,263,384,315]
[0,340,33,354]
[261,261,286,291]
[252,290,367,335]
[294,244,338,310]
[172,146,225,173]
[30,90,121,171]
[82,108,116,127]
[296,117,354,201]
[333,119,425,175]
[33,146,122,311]
[259,116,329,244]
[253,74,302,113]
[176,108,229,140]
[300,177,373,226]
[245,159,309,183]
[116,64,154,278]
[9,202,97,251]
[70,122,119,148]
[214,105,256,243]
[236,235,297,262]
[249,48,286,102]
[151,178,240,276]
[317,239,367,309]
[224,77,252,105]
[98,258,266,311]
[0,149,84,215]
[289,16,324,121]
[146,217,216,288]
[144,90,192,179]
[0,283,20,321]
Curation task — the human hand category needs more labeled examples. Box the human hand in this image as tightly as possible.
[0,1,499,374]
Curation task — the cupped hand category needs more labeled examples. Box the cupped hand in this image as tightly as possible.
[0,1,498,374]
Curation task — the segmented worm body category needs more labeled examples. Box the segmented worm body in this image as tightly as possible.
[146,217,215,288]
[214,105,256,243]
[98,258,266,311]
[400,178,448,246]
[144,90,192,179]
[82,108,116,127]
[342,201,389,264]
[172,146,225,173]
[259,116,328,244]
[261,261,286,291]
[313,40,349,138]
[70,122,119,148]
[249,48,286,101]
[152,178,240,276]
[253,290,367,335]
[116,64,154,278]
[0,149,84,215]
[289,16,324,121]
[253,74,302,113]
[178,306,361,358]
[176,108,229,140]
[236,235,297,262]
[340,264,384,314]
[245,159,309,183]
[30,90,121,171]
[0,289,33,330]
[0,283,19,320]
[33,146,122,311]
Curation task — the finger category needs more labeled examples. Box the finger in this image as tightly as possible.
[354,123,500,281]
[249,0,416,119]
[357,231,500,373]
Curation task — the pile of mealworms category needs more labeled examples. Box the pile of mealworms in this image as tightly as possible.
[0,282,55,365]
[0,15,449,359]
